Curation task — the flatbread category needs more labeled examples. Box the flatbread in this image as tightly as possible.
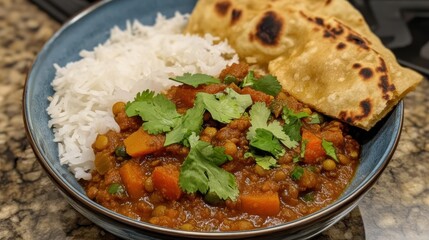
[186,0,423,130]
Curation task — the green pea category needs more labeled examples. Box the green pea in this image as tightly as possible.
[108,183,124,195]
[115,145,130,159]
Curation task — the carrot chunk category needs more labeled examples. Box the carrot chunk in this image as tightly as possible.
[123,128,165,157]
[240,87,273,105]
[240,192,280,216]
[302,129,326,164]
[119,161,145,200]
[152,165,182,201]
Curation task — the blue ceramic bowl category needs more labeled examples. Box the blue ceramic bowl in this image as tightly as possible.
[23,0,403,239]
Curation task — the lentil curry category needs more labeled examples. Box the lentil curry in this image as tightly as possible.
[82,63,360,231]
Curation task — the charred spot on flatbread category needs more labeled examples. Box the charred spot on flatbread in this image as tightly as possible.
[359,68,373,80]
[357,99,372,120]
[323,30,335,39]
[325,0,332,5]
[339,99,373,123]
[304,14,345,39]
[353,63,361,69]
[231,9,242,24]
[336,42,346,50]
[346,33,369,50]
[215,0,231,16]
[331,26,344,36]
[376,57,387,73]
[315,17,324,26]
[255,11,283,45]
[379,75,396,100]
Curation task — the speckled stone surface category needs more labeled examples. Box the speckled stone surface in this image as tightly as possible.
[0,0,427,239]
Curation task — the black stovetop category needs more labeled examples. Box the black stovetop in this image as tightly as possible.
[30,0,429,76]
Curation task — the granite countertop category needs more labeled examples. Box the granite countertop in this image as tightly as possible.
[1,1,428,239]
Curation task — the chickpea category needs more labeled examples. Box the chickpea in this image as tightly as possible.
[274,170,287,181]
[200,135,211,143]
[235,220,254,230]
[276,91,288,100]
[322,159,337,171]
[112,102,126,115]
[349,150,359,158]
[145,177,154,192]
[224,141,237,156]
[254,164,267,176]
[93,135,109,151]
[180,223,195,231]
[202,127,217,138]
[152,205,167,217]
[338,154,351,165]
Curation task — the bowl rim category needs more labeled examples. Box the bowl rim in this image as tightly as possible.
[22,0,404,238]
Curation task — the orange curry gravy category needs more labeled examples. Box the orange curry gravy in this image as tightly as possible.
[81,63,360,231]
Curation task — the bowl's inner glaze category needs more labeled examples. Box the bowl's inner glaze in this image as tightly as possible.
[24,0,402,237]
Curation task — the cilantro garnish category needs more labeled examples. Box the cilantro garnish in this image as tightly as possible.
[282,106,309,142]
[293,139,308,163]
[247,102,297,149]
[241,71,281,96]
[308,113,322,124]
[245,152,279,170]
[322,139,338,162]
[293,156,300,163]
[169,73,220,88]
[223,74,239,84]
[291,166,304,181]
[198,88,252,124]
[164,95,205,146]
[125,90,181,134]
[250,128,284,158]
[179,134,238,201]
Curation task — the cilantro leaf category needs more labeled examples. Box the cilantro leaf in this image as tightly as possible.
[125,90,155,117]
[179,139,238,201]
[125,91,181,134]
[241,71,281,96]
[245,152,279,170]
[187,132,200,148]
[308,113,322,124]
[322,139,338,162]
[223,74,238,84]
[282,107,309,142]
[293,139,308,163]
[247,102,298,149]
[198,88,252,124]
[291,166,304,181]
[169,73,220,88]
[250,128,284,158]
[164,95,205,146]
[293,156,300,163]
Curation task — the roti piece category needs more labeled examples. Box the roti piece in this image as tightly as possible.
[186,0,423,130]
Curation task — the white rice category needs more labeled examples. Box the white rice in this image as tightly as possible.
[46,13,238,180]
